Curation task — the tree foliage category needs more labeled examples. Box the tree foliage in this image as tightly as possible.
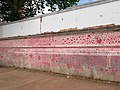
[0,0,79,22]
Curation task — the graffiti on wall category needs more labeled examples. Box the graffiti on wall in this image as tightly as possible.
[0,29,120,82]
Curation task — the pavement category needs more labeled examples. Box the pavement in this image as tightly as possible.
[0,67,120,90]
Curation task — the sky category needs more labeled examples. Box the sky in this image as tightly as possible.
[78,0,96,5]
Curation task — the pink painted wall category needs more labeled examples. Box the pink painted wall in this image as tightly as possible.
[0,28,120,82]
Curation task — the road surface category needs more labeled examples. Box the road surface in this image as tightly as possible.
[0,67,119,90]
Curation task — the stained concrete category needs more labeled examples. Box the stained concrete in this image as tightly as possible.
[0,67,119,90]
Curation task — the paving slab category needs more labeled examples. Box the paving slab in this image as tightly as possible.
[0,67,119,90]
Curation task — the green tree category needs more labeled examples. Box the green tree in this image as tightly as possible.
[0,0,79,22]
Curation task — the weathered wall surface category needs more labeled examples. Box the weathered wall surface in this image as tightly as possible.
[0,26,120,82]
[0,0,120,38]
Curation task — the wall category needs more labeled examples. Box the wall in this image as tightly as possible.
[1,19,40,38]
[0,26,120,82]
[0,0,120,38]
[0,0,120,82]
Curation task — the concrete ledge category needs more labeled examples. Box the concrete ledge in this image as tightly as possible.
[0,24,120,41]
